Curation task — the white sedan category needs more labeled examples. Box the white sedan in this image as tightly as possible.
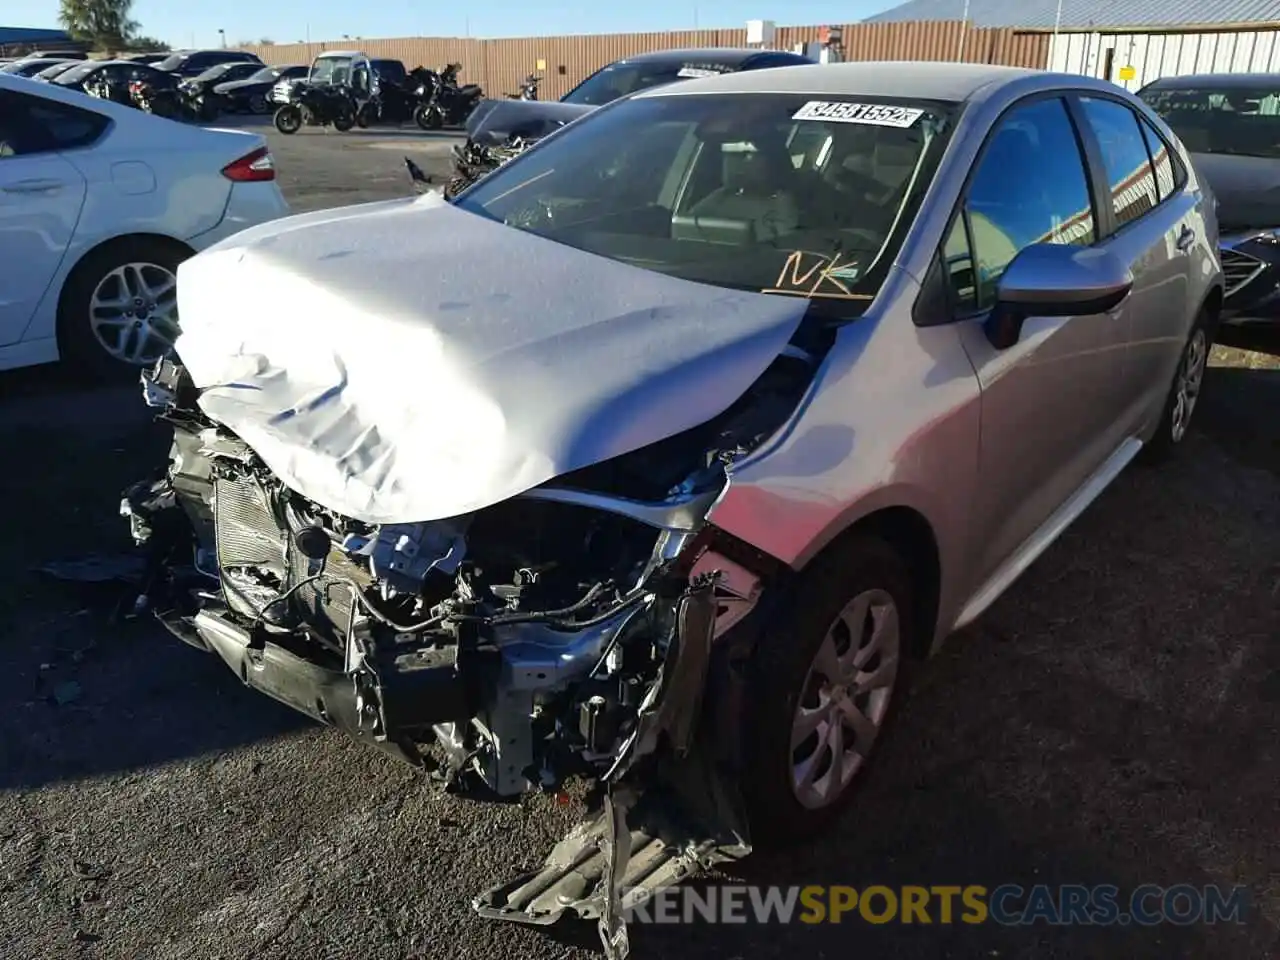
[0,73,289,377]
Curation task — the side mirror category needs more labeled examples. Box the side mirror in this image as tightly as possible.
[984,243,1133,350]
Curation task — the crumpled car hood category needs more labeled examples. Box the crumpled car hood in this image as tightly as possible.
[465,98,594,145]
[173,192,806,524]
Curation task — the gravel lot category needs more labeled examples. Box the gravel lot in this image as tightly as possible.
[0,124,1277,960]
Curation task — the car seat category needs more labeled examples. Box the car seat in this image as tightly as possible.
[671,137,800,244]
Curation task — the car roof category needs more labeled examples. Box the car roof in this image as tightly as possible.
[634,60,1046,102]
[317,50,364,59]
[610,47,810,68]
[1141,72,1280,89]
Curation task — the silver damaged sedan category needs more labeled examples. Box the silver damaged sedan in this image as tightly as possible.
[125,61,1222,957]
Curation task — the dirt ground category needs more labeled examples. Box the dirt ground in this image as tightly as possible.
[0,129,1276,960]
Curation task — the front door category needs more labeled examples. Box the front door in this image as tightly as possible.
[944,95,1130,587]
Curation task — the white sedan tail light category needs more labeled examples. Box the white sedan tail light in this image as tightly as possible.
[221,146,276,182]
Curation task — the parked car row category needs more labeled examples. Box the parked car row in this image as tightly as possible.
[2,47,275,122]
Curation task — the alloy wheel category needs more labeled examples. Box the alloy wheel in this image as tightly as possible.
[88,262,179,366]
[790,588,901,810]
[1170,328,1207,443]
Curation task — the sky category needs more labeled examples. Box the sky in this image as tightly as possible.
[8,0,912,48]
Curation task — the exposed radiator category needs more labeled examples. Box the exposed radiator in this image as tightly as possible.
[213,474,370,648]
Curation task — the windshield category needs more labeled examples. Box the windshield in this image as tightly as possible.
[1138,83,1280,158]
[155,53,189,71]
[308,57,353,84]
[53,61,99,84]
[562,60,737,106]
[456,93,955,316]
[248,65,280,81]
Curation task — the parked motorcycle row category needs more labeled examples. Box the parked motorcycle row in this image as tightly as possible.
[272,59,487,135]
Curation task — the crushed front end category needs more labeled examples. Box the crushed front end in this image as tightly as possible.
[124,349,815,956]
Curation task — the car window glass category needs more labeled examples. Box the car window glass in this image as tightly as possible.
[962,96,1095,308]
[1138,117,1179,200]
[25,94,108,151]
[943,216,978,312]
[1138,83,1280,158]
[1079,96,1159,228]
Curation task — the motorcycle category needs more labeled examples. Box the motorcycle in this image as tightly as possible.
[274,82,357,134]
[84,74,132,107]
[411,62,483,130]
[131,80,218,122]
[443,135,530,199]
[506,74,540,100]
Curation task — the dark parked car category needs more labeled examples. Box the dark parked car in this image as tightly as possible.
[214,63,308,114]
[52,59,180,98]
[1139,72,1280,329]
[0,57,74,78]
[154,49,263,79]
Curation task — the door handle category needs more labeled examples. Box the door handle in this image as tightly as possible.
[1175,225,1196,252]
[2,179,64,195]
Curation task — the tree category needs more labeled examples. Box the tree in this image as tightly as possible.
[58,0,139,53]
[128,35,169,52]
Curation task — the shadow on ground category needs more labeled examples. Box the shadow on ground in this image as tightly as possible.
[0,365,310,792]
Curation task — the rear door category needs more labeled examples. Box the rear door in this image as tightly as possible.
[1074,94,1205,428]
[944,94,1130,586]
[0,88,92,345]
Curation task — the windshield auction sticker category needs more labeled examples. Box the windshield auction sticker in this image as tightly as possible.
[793,101,924,127]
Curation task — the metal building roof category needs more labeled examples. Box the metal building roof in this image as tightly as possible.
[864,0,1280,30]
[0,27,73,45]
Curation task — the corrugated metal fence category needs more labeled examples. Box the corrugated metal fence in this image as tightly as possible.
[1050,28,1280,93]
[238,22,1049,101]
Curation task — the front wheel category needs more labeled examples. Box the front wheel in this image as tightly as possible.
[249,93,271,115]
[739,533,915,846]
[414,103,443,130]
[274,104,303,134]
[332,105,355,132]
[356,102,375,128]
[56,236,189,381]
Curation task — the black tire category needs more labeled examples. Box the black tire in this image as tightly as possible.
[1139,307,1214,465]
[249,93,271,115]
[414,104,442,130]
[274,104,302,134]
[739,533,917,847]
[356,102,374,128]
[56,237,191,381]
[332,106,355,132]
